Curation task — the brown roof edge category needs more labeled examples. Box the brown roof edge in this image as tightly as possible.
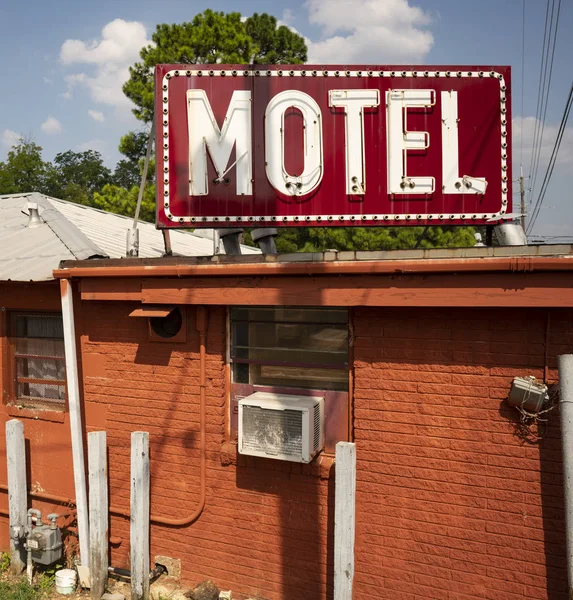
[53,255,573,279]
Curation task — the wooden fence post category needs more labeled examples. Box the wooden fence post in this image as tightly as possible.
[88,432,108,599]
[6,419,27,574]
[131,432,150,600]
[334,441,356,600]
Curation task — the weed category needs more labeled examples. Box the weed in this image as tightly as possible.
[35,563,63,595]
[0,553,10,573]
[0,579,40,600]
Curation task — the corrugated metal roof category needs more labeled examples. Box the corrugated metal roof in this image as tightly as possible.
[0,192,259,282]
[49,197,259,260]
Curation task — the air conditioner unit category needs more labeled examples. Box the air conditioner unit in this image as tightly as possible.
[238,392,324,463]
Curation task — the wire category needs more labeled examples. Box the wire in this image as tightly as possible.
[529,0,562,205]
[527,80,573,233]
[527,0,552,196]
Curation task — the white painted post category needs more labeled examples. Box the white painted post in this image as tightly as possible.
[131,432,150,600]
[60,278,89,566]
[6,420,27,574]
[334,442,356,600]
[88,432,108,600]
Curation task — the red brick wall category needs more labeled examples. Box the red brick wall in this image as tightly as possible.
[3,296,571,600]
[353,307,572,600]
[80,302,333,600]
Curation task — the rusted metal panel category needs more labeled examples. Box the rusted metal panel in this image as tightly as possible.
[156,64,511,229]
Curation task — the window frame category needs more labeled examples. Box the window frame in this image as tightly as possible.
[6,311,67,412]
[229,306,350,391]
[227,306,352,453]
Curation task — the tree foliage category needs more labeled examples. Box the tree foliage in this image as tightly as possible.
[123,9,307,122]
[51,150,111,203]
[112,131,152,188]
[244,226,476,253]
[92,184,156,223]
[0,139,56,195]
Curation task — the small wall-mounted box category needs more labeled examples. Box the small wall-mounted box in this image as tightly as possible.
[507,377,549,412]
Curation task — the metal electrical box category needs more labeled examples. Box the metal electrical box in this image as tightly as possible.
[28,523,63,565]
[507,377,549,413]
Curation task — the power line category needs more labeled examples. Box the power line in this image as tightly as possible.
[529,0,562,204]
[527,0,552,194]
[527,80,573,234]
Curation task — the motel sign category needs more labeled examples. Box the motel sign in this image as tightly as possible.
[155,65,511,228]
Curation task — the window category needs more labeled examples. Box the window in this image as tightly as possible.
[9,313,66,409]
[230,307,349,391]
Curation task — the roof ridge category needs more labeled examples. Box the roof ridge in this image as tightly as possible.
[31,193,108,261]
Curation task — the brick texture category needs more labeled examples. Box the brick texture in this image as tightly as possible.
[2,298,572,600]
[353,307,573,600]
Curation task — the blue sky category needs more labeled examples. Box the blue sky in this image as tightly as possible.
[0,0,571,238]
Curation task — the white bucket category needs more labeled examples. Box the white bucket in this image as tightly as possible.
[55,569,77,595]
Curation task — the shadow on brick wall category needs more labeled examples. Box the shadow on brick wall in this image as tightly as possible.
[235,459,335,600]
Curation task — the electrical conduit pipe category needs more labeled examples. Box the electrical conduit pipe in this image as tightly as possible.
[108,306,207,527]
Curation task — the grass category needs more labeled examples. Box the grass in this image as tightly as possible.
[0,580,42,600]
[0,553,61,600]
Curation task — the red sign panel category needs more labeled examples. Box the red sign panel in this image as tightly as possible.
[156,64,511,228]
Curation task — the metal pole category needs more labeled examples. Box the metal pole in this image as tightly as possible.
[520,166,526,232]
[60,279,89,567]
[559,354,573,597]
[127,121,155,258]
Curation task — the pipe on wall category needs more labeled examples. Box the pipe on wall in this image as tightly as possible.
[108,306,207,527]
[60,279,90,566]
[559,354,573,597]
[0,486,76,519]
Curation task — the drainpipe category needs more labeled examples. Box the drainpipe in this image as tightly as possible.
[60,279,89,567]
[560,355,573,597]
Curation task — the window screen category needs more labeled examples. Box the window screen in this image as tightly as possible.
[230,307,349,391]
[11,313,66,408]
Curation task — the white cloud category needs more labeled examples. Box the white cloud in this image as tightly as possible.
[59,19,152,111]
[305,0,434,63]
[88,109,105,123]
[513,116,573,172]
[1,129,22,150]
[41,117,63,135]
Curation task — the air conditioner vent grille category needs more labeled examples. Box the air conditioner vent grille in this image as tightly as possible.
[313,403,321,453]
[238,392,324,463]
[242,406,303,457]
